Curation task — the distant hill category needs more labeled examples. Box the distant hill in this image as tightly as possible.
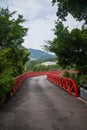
[28,48,55,60]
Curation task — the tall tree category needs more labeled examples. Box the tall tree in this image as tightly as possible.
[0,8,27,49]
[52,0,87,23]
[43,21,87,73]
[0,8,29,100]
[0,8,29,76]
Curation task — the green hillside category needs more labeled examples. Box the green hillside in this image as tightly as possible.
[28,48,56,60]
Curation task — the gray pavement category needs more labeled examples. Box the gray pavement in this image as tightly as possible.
[0,76,87,130]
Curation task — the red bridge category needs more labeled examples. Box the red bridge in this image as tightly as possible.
[9,71,78,98]
[0,71,87,130]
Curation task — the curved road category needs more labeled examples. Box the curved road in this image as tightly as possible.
[0,76,87,130]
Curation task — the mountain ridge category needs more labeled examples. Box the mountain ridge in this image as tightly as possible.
[28,48,55,60]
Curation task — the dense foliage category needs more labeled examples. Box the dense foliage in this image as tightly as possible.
[0,8,29,101]
[43,21,87,74]
[44,0,87,90]
[52,0,87,23]
[25,59,60,72]
[63,71,87,91]
[0,48,14,100]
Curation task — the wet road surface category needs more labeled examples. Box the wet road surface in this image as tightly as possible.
[0,76,87,130]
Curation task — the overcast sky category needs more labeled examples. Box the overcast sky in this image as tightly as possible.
[0,0,84,50]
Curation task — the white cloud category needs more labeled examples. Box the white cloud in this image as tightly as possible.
[9,0,43,20]
[23,14,57,50]
[0,0,84,50]
[1,0,56,20]
[0,0,43,19]
[63,14,84,31]
[0,0,57,50]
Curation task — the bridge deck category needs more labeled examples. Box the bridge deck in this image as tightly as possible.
[0,76,87,130]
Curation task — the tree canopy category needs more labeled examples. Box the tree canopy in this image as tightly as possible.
[0,7,29,76]
[43,21,87,73]
[0,8,27,49]
[52,0,87,23]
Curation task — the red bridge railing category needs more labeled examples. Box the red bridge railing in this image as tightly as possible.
[47,72,78,97]
[8,70,78,98]
[9,71,47,97]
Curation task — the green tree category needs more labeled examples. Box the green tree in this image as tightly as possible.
[0,48,14,100]
[0,8,29,76]
[0,8,29,100]
[0,8,27,48]
[52,0,87,23]
[69,27,87,73]
[43,21,87,73]
[7,47,30,76]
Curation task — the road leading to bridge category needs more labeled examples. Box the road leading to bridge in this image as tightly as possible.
[0,76,87,130]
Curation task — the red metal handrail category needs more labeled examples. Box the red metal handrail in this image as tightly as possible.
[8,70,78,98]
[47,73,78,97]
[9,71,48,97]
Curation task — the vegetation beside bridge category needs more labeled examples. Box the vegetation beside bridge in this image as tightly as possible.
[0,8,29,101]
